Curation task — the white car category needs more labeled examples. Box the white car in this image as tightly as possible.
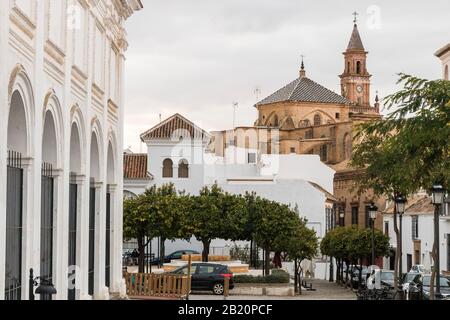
[409,265,429,274]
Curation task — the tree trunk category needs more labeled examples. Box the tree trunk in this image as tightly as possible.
[137,237,145,274]
[298,265,303,295]
[294,259,299,294]
[345,259,350,288]
[159,237,166,268]
[393,205,400,296]
[340,260,344,286]
[264,248,270,276]
[202,240,211,262]
[336,259,340,283]
[358,261,363,291]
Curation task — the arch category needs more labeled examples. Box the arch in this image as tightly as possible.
[280,116,295,130]
[343,133,352,160]
[69,105,86,174]
[303,110,335,126]
[178,159,189,179]
[356,61,361,74]
[7,65,34,156]
[90,118,103,181]
[445,64,449,80]
[265,111,279,127]
[124,190,138,199]
[313,113,322,126]
[162,158,174,178]
[42,91,64,168]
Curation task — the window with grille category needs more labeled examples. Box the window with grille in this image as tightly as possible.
[162,158,173,178]
[178,159,189,178]
[412,216,419,239]
[351,206,359,225]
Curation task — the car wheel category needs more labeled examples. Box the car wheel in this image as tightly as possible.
[213,283,225,296]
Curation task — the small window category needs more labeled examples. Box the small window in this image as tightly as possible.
[412,216,419,239]
[384,221,389,236]
[314,114,322,126]
[178,159,189,178]
[248,153,256,164]
[162,158,173,178]
[351,206,359,225]
[335,113,340,119]
[290,147,296,154]
[356,61,361,74]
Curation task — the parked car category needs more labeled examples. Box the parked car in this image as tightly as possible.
[402,272,422,300]
[418,275,450,300]
[169,263,234,295]
[379,270,396,288]
[149,250,200,265]
[409,265,429,274]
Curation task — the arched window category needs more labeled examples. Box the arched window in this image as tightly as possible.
[178,159,189,178]
[299,119,311,128]
[445,65,449,80]
[343,133,352,160]
[320,144,328,162]
[273,115,279,127]
[314,114,322,126]
[162,158,173,178]
[347,61,351,73]
[356,61,361,74]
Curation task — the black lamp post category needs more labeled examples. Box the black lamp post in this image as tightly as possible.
[369,203,378,266]
[29,268,57,300]
[431,184,445,298]
[395,195,407,278]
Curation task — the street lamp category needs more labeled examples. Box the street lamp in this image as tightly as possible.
[29,268,57,300]
[395,194,407,277]
[369,203,378,266]
[431,184,445,297]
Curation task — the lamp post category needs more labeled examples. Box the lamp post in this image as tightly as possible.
[29,268,57,300]
[369,203,378,266]
[395,195,407,278]
[431,184,445,298]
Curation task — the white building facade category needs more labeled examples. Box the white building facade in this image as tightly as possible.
[0,0,142,300]
[124,114,337,255]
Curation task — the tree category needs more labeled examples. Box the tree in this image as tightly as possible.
[285,220,319,295]
[350,74,450,296]
[253,199,299,276]
[123,193,157,273]
[189,185,247,262]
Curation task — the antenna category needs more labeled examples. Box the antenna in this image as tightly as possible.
[232,102,238,129]
[159,114,162,123]
[254,87,261,103]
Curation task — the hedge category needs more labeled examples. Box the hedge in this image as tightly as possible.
[233,270,290,284]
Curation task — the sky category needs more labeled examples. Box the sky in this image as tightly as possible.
[123,0,450,152]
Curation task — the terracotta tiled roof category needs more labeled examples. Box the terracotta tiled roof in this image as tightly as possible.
[140,113,211,141]
[123,153,151,180]
[384,194,434,215]
[255,76,352,107]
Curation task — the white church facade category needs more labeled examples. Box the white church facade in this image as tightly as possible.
[0,0,142,300]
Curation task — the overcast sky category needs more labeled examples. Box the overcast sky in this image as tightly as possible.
[123,0,450,152]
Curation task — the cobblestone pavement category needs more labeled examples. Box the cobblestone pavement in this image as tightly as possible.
[189,279,356,300]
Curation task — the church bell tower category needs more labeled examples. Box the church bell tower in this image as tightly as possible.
[340,14,372,107]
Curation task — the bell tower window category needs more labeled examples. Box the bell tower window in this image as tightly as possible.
[356,61,361,74]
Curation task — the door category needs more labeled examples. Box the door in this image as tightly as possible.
[105,192,111,288]
[88,187,96,296]
[40,163,54,301]
[68,183,77,300]
[5,151,23,300]
[407,254,413,273]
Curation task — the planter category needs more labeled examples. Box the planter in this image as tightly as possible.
[231,283,294,297]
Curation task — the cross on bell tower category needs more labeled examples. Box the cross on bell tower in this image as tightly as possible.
[339,14,372,107]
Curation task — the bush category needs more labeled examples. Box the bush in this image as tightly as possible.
[229,244,250,264]
[233,270,290,284]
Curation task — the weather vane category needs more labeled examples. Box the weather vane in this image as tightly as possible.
[300,54,305,69]
[353,11,359,24]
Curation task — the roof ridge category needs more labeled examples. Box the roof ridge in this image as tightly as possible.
[287,77,302,100]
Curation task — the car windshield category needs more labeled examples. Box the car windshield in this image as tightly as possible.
[405,273,419,282]
[423,276,450,287]
[381,272,394,281]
